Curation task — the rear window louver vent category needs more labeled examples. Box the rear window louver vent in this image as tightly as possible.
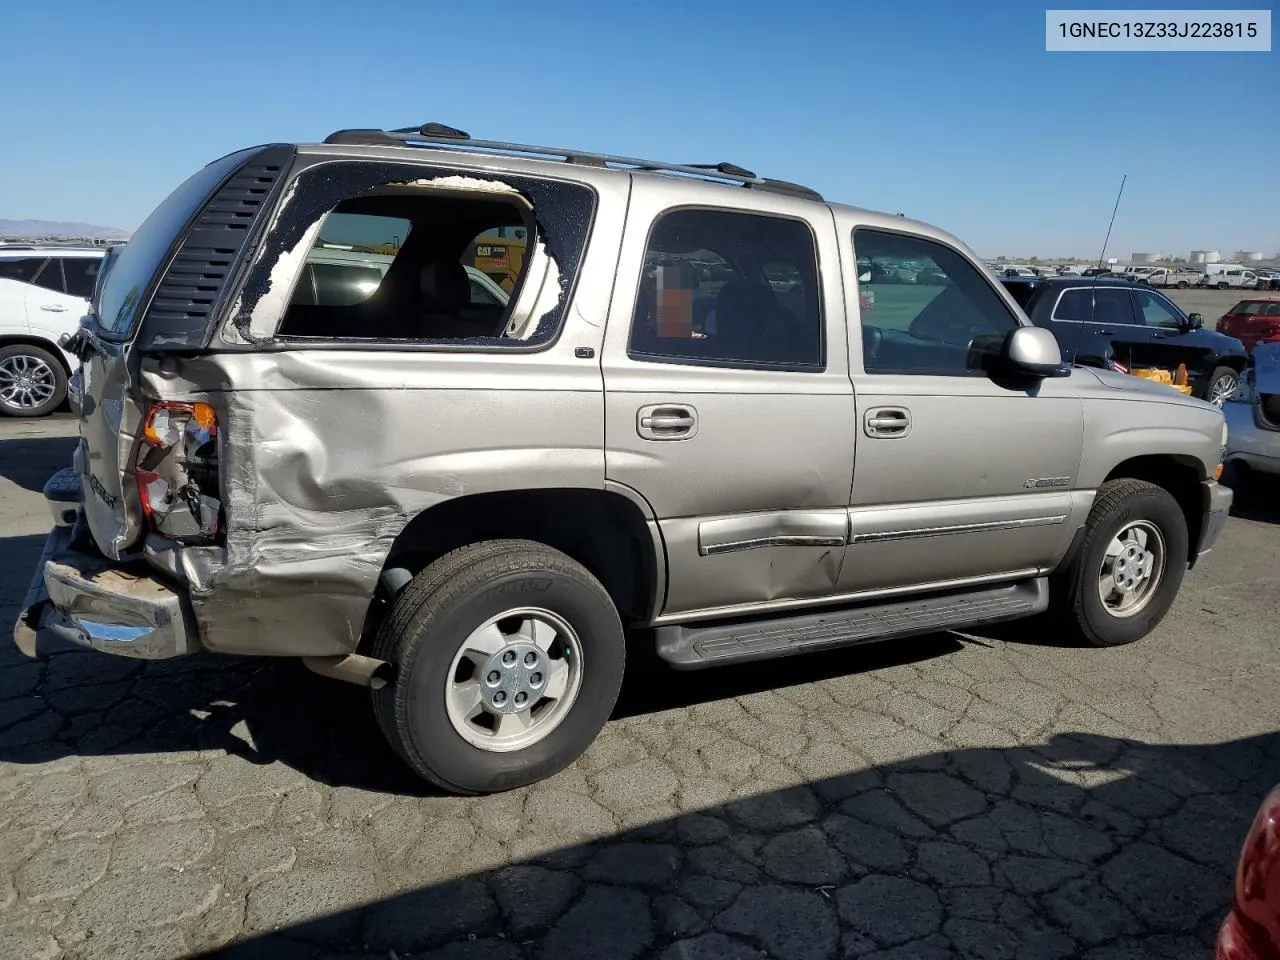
[140,145,295,349]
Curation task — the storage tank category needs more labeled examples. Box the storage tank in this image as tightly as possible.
[1190,250,1221,264]
[1130,252,1162,264]
[1235,250,1264,262]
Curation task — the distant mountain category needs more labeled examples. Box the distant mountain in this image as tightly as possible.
[0,219,131,240]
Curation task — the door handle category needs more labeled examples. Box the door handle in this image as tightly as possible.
[40,304,68,312]
[637,404,698,440]
[1095,328,1114,335]
[864,406,911,438]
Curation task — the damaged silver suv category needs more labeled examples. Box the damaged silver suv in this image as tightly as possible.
[15,124,1233,794]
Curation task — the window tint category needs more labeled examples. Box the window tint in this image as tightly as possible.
[1051,288,1091,321]
[31,258,65,294]
[0,257,47,284]
[1132,289,1183,328]
[1266,303,1280,318]
[62,258,101,299]
[1091,289,1135,326]
[310,262,386,307]
[853,228,1018,375]
[628,208,822,369]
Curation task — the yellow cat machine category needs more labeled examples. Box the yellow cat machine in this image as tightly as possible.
[465,231,527,294]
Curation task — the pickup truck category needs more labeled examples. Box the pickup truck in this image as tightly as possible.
[1199,268,1263,290]
[1142,267,1202,289]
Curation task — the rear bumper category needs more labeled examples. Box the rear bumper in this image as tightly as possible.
[1197,479,1233,560]
[13,524,202,662]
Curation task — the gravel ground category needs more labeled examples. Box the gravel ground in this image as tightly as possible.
[2,414,1279,960]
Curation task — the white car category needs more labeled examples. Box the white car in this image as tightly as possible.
[0,247,105,417]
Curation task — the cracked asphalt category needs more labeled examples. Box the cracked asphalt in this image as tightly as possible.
[3,415,1280,960]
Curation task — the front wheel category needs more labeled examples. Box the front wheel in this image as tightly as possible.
[371,539,626,795]
[1205,366,1239,407]
[1050,479,1189,647]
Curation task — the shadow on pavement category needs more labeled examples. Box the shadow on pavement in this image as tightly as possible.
[0,433,77,493]
[179,730,1278,960]
[0,536,965,798]
[1224,469,1280,525]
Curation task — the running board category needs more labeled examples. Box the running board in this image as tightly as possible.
[654,578,1048,670]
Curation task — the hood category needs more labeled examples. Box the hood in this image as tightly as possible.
[1082,366,1218,409]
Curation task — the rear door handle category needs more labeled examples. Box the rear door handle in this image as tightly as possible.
[864,406,911,438]
[1095,328,1114,335]
[40,304,68,312]
[638,404,698,440]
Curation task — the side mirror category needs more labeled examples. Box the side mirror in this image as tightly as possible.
[1186,312,1204,330]
[1003,326,1070,378]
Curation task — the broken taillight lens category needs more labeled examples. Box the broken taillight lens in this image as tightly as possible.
[135,402,223,543]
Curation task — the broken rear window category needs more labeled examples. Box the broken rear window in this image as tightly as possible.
[244,161,596,347]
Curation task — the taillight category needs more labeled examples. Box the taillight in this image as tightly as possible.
[134,402,222,542]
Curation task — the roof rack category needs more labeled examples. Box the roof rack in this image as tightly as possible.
[322,123,823,201]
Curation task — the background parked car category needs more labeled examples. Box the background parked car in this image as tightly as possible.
[1217,781,1280,960]
[0,246,104,417]
[1000,274,1249,405]
[1217,297,1280,353]
[1222,341,1280,490]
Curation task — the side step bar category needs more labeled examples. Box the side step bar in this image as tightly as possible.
[655,578,1048,670]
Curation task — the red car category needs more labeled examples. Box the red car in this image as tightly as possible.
[1218,784,1280,959]
[1217,297,1280,353]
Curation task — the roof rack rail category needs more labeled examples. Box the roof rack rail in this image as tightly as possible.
[321,124,824,202]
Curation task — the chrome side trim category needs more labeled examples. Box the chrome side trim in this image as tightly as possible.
[701,534,846,556]
[849,514,1067,545]
[697,509,849,558]
[648,567,1040,626]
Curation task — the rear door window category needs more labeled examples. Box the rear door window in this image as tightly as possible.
[1090,288,1137,326]
[31,258,66,294]
[0,257,48,284]
[629,208,823,370]
[62,258,101,299]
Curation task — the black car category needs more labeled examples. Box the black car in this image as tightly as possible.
[999,276,1249,406]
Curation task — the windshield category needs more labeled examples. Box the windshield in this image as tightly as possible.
[95,149,256,337]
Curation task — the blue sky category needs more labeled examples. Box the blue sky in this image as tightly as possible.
[1,0,1275,258]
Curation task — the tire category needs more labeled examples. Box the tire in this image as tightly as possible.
[1051,478,1189,648]
[1218,282,1229,290]
[0,344,67,418]
[1176,281,1188,289]
[1204,365,1239,406]
[371,539,626,795]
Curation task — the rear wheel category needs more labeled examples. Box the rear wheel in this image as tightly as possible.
[1050,479,1188,648]
[1205,366,1239,406]
[0,344,66,418]
[1176,281,1189,289]
[371,539,626,794]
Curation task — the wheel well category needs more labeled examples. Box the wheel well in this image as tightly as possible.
[1216,355,1247,374]
[1103,456,1204,559]
[363,488,660,644]
[0,335,72,375]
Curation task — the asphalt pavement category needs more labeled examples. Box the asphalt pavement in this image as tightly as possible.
[2,413,1279,960]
